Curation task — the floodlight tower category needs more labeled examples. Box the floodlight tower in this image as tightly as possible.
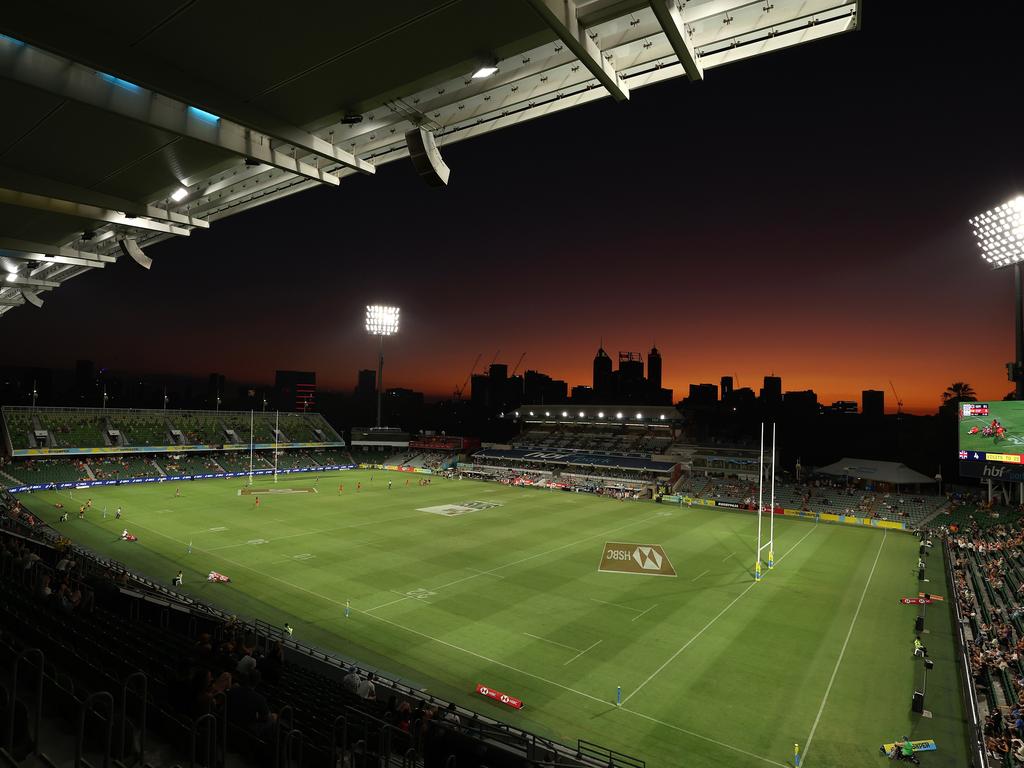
[365,305,400,428]
[970,196,1024,399]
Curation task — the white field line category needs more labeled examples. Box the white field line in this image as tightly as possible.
[590,597,643,613]
[802,530,887,764]
[722,552,735,562]
[121,517,784,768]
[365,595,411,613]
[523,633,581,652]
[622,523,819,706]
[630,604,658,622]
[467,567,504,579]
[564,640,602,666]
[691,569,711,582]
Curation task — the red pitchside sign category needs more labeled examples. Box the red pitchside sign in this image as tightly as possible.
[475,683,524,710]
[900,597,932,605]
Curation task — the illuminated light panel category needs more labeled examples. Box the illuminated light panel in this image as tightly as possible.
[171,187,189,202]
[188,106,221,123]
[471,66,498,79]
[365,305,400,335]
[97,72,140,91]
[970,196,1024,268]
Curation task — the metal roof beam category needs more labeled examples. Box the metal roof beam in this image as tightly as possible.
[0,166,209,228]
[0,237,114,264]
[649,0,703,81]
[2,273,60,289]
[0,295,25,306]
[524,0,630,101]
[0,187,191,236]
[0,249,105,269]
[0,39,346,188]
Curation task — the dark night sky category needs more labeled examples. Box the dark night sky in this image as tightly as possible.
[4,3,1024,413]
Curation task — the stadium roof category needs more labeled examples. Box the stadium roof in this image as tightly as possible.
[0,0,859,315]
[815,458,937,485]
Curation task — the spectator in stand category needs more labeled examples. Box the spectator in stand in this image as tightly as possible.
[227,671,276,736]
[357,671,377,700]
[342,666,361,694]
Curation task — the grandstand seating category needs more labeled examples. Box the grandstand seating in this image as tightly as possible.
[2,458,89,486]
[2,407,344,453]
[3,410,33,449]
[89,456,157,481]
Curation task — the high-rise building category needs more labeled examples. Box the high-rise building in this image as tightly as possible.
[862,389,885,418]
[687,383,718,404]
[275,370,316,412]
[647,346,662,391]
[721,376,734,400]
[593,345,613,400]
[760,375,782,404]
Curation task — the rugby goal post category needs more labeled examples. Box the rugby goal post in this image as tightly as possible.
[755,423,777,582]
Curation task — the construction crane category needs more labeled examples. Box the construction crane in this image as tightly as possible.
[489,349,501,366]
[454,353,482,400]
[889,380,904,414]
[511,352,526,376]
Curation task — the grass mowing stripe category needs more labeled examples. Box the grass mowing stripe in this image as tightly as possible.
[622,523,819,706]
[801,530,888,765]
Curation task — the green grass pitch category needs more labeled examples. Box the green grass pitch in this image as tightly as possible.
[21,471,969,767]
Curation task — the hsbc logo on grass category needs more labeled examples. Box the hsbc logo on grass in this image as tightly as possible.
[599,542,676,577]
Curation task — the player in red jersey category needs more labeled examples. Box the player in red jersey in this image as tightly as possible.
[338,483,344,495]
[357,482,361,492]
[254,496,261,509]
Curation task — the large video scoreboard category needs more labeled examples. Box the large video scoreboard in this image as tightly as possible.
[959,401,1024,479]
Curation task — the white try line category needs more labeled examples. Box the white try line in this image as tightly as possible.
[801,530,887,765]
[622,523,819,706]
[590,597,643,613]
[564,640,602,666]
[631,604,658,622]
[523,632,581,652]
[691,569,711,582]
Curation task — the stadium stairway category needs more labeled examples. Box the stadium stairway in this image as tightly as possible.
[0,469,22,488]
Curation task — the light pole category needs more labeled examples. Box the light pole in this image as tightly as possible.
[970,196,1024,399]
[365,305,400,429]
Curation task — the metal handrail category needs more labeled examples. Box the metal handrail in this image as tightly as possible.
[76,691,114,768]
[7,647,43,757]
[190,713,216,768]
[282,729,303,768]
[120,671,147,767]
